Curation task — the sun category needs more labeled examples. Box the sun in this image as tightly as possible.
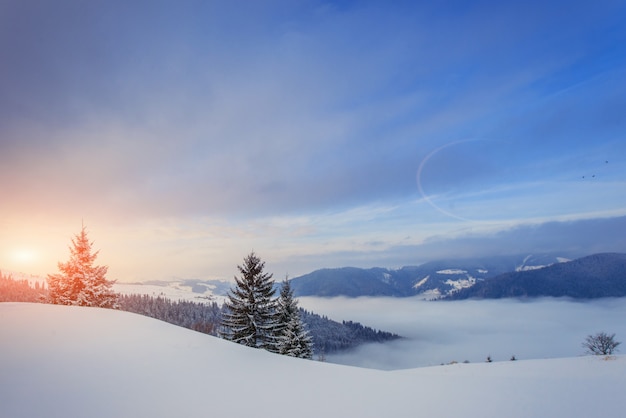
[10,248,38,265]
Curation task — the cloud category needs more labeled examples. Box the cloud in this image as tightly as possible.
[4,1,624,220]
[274,215,626,274]
[1,1,625,282]
[299,296,626,370]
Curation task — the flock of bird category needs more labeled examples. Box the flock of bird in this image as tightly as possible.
[582,160,609,179]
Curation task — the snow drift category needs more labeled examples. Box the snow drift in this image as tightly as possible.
[1,303,625,418]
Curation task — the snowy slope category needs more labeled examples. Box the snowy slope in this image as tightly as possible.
[1,303,625,418]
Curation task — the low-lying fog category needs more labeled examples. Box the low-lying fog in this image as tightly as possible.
[298,297,626,370]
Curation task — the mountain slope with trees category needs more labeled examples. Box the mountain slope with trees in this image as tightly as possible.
[446,253,626,300]
[1,263,399,357]
[117,291,399,356]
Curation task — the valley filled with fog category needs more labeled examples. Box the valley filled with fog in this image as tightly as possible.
[299,297,626,370]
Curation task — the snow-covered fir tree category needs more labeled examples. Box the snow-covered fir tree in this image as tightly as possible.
[220,252,280,351]
[47,226,118,308]
[276,278,313,359]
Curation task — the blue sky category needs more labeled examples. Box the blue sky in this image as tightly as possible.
[1,0,625,281]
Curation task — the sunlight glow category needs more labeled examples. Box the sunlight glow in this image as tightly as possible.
[10,248,38,265]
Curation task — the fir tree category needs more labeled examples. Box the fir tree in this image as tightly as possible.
[47,226,118,308]
[276,278,313,359]
[220,252,279,351]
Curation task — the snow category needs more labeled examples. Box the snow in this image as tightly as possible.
[413,276,429,288]
[516,264,547,271]
[444,276,476,290]
[1,302,625,418]
[436,269,467,274]
[414,288,441,300]
[513,254,570,272]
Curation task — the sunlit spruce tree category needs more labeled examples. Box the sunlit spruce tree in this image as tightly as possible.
[47,226,118,308]
[220,252,279,351]
[276,278,313,359]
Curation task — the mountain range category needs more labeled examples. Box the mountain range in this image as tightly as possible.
[289,253,626,299]
[446,253,626,300]
[7,251,624,301]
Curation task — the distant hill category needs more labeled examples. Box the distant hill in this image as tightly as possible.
[290,253,572,298]
[114,279,231,305]
[445,253,626,300]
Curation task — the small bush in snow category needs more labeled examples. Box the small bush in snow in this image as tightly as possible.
[582,332,621,355]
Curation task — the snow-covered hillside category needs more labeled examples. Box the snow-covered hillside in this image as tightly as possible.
[1,303,624,418]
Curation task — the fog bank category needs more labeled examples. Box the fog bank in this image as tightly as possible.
[299,297,626,370]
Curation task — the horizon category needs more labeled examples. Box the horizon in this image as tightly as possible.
[3,242,626,284]
[1,1,625,282]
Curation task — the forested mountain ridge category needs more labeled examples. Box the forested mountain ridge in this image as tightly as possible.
[289,253,573,298]
[445,253,626,300]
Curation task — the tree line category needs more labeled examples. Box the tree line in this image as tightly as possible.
[117,294,222,335]
[0,272,46,302]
